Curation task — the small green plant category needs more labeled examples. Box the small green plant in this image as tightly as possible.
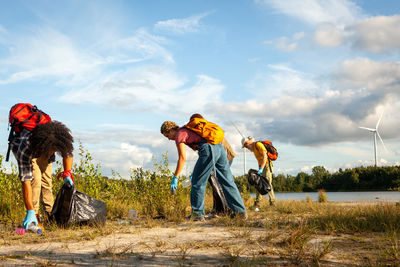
[384,228,400,264]
[312,240,332,265]
[281,221,314,265]
[318,189,328,203]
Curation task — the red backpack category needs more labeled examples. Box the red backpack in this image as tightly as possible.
[6,103,51,161]
[259,140,278,161]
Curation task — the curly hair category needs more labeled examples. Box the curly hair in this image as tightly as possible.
[160,121,179,135]
[29,120,74,158]
[189,113,204,120]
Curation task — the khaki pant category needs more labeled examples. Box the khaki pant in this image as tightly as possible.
[255,161,276,206]
[31,157,53,214]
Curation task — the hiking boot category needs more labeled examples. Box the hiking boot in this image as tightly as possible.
[204,213,219,220]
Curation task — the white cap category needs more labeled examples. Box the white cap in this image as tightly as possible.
[241,136,253,147]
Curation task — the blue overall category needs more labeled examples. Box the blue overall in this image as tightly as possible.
[191,143,246,216]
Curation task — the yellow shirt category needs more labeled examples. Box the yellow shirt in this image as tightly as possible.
[253,142,269,167]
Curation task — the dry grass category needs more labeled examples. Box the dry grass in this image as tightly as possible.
[1,199,399,266]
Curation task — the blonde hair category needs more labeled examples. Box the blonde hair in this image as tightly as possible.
[160,121,179,134]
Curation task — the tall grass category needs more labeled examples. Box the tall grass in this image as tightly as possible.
[0,144,192,224]
[1,145,400,236]
[275,201,400,233]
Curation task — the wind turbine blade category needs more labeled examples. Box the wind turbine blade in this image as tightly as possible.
[359,126,375,132]
[376,131,389,153]
[376,111,384,129]
[230,120,245,138]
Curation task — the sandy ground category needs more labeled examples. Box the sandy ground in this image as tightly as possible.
[0,217,395,267]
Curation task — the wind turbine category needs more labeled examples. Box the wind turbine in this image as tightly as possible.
[230,121,247,175]
[359,112,388,167]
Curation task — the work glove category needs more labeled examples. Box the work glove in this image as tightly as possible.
[170,176,178,191]
[257,168,263,175]
[23,210,38,230]
[64,176,74,186]
[57,170,74,186]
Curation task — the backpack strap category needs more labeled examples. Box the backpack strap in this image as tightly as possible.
[5,117,18,162]
[268,160,272,173]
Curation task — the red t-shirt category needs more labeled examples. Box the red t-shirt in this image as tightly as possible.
[175,128,203,150]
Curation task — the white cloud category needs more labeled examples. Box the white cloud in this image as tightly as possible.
[212,58,400,147]
[255,0,363,27]
[334,58,400,93]
[0,28,173,85]
[314,24,343,47]
[154,12,211,34]
[0,27,104,85]
[59,66,224,115]
[247,64,320,98]
[0,24,6,34]
[347,15,400,53]
[264,32,304,52]
[301,165,312,172]
[275,37,297,51]
[97,28,174,64]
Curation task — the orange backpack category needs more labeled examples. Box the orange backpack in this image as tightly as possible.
[6,103,51,161]
[185,117,224,145]
[259,140,278,161]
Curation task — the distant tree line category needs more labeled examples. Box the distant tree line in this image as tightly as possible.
[234,165,400,193]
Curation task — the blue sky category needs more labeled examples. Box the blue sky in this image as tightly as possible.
[1,0,400,178]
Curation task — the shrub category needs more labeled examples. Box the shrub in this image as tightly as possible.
[318,189,328,203]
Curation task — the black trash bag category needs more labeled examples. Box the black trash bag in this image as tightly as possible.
[208,171,231,214]
[247,169,271,195]
[51,183,107,226]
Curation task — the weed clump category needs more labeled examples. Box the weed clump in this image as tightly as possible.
[318,189,328,203]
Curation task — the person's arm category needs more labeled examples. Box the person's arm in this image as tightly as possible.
[255,142,268,171]
[260,151,268,170]
[61,156,74,186]
[63,156,73,171]
[21,181,34,210]
[174,142,186,177]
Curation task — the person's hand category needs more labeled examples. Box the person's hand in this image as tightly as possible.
[170,176,178,191]
[189,174,193,180]
[23,210,38,230]
[257,168,263,175]
[63,176,74,186]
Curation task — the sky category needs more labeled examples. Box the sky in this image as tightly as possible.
[1,0,400,178]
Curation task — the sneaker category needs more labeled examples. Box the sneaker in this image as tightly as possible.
[204,213,219,220]
[185,215,205,222]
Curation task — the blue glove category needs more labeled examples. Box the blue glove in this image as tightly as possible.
[190,174,193,180]
[63,177,74,186]
[257,168,263,175]
[23,210,38,230]
[170,176,178,191]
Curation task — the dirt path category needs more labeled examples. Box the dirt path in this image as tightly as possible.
[0,219,391,266]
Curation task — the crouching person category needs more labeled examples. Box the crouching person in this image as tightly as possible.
[11,120,74,230]
[160,120,246,221]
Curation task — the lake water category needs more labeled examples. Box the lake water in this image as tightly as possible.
[255,191,400,202]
